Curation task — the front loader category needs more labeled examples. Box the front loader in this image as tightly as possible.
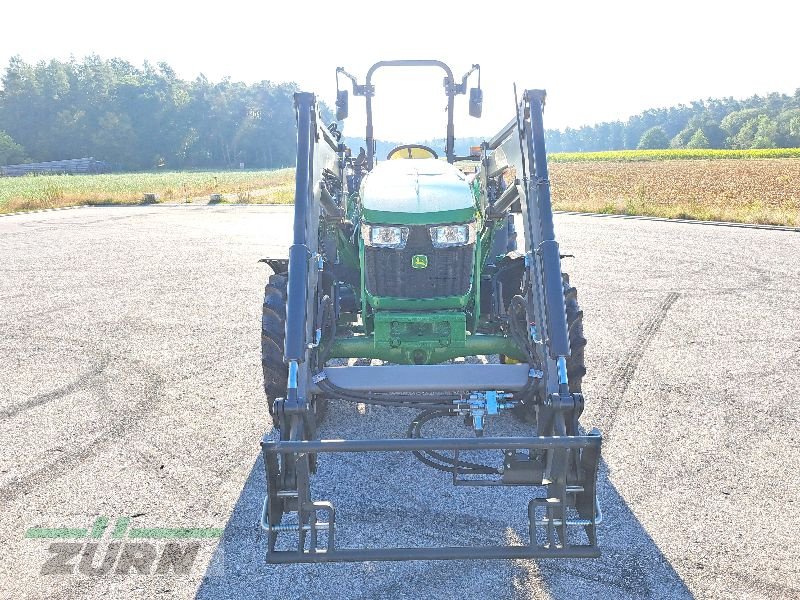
[259,60,602,563]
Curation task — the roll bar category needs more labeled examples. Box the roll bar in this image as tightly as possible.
[336,60,480,168]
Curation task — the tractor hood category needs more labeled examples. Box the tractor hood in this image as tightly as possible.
[360,159,476,224]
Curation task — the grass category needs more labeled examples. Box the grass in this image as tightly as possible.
[550,148,800,162]
[0,168,295,213]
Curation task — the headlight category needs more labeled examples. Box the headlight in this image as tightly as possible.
[429,222,477,248]
[361,224,409,249]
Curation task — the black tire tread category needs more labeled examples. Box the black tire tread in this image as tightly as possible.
[261,273,288,413]
[264,286,286,318]
[563,274,587,393]
[268,274,287,293]
[262,306,285,344]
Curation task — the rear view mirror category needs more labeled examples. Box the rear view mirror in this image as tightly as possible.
[336,90,349,120]
[469,87,483,118]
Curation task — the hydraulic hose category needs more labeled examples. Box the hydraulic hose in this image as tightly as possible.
[316,295,335,363]
[316,379,457,410]
[407,410,500,475]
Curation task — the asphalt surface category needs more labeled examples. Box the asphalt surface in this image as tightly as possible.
[1,205,798,600]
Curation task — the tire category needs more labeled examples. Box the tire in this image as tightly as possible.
[562,273,587,393]
[262,273,288,415]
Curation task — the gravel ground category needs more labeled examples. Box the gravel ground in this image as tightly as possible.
[0,205,798,600]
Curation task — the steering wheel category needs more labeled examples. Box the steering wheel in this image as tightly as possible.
[386,144,439,160]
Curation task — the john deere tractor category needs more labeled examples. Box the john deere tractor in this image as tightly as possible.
[259,60,601,563]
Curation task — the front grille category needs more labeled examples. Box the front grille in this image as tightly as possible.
[364,226,474,299]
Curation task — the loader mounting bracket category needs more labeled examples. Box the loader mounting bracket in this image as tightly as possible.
[260,430,602,563]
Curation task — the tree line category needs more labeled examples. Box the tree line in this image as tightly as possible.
[2,55,799,169]
[381,86,800,157]
[0,56,332,170]
[546,90,800,152]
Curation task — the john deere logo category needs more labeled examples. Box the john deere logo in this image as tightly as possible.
[411,255,428,269]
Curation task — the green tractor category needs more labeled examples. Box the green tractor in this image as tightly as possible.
[259,60,601,563]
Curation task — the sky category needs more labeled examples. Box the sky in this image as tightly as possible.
[0,0,796,144]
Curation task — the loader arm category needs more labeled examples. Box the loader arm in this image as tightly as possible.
[486,90,572,396]
[283,93,341,408]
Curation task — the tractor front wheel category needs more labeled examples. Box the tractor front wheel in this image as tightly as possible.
[563,273,587,393]
[260,271,329,426]
[261,272,288,416]
[513,273,587,426]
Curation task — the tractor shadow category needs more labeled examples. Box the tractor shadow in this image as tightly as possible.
[196,402,693,600]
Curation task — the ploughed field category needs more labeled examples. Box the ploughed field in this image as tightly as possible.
[549,157,800,226]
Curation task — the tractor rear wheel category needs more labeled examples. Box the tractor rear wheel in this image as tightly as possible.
[261,272,288,416]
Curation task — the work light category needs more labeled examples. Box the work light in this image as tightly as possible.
[362,224,409,248]
[429,222,476,248]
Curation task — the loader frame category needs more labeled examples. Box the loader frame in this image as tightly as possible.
[261,72,602,563]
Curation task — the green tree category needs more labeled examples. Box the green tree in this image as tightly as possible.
[700,123,728,149]
[720,108,763,137]
[777,108,800,147]
[731,115,778,149]
[0,130,27,164]
[670,127,695,148]
[91,112,137,166]
[542,90,798,152]
[637,126,669,149]
[0,56,315,170]
[686,128,711,149]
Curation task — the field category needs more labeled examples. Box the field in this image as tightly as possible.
[0,169,295,214]
[550,158,800,226]
[549,148,800,162]
[1,154,798,226]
